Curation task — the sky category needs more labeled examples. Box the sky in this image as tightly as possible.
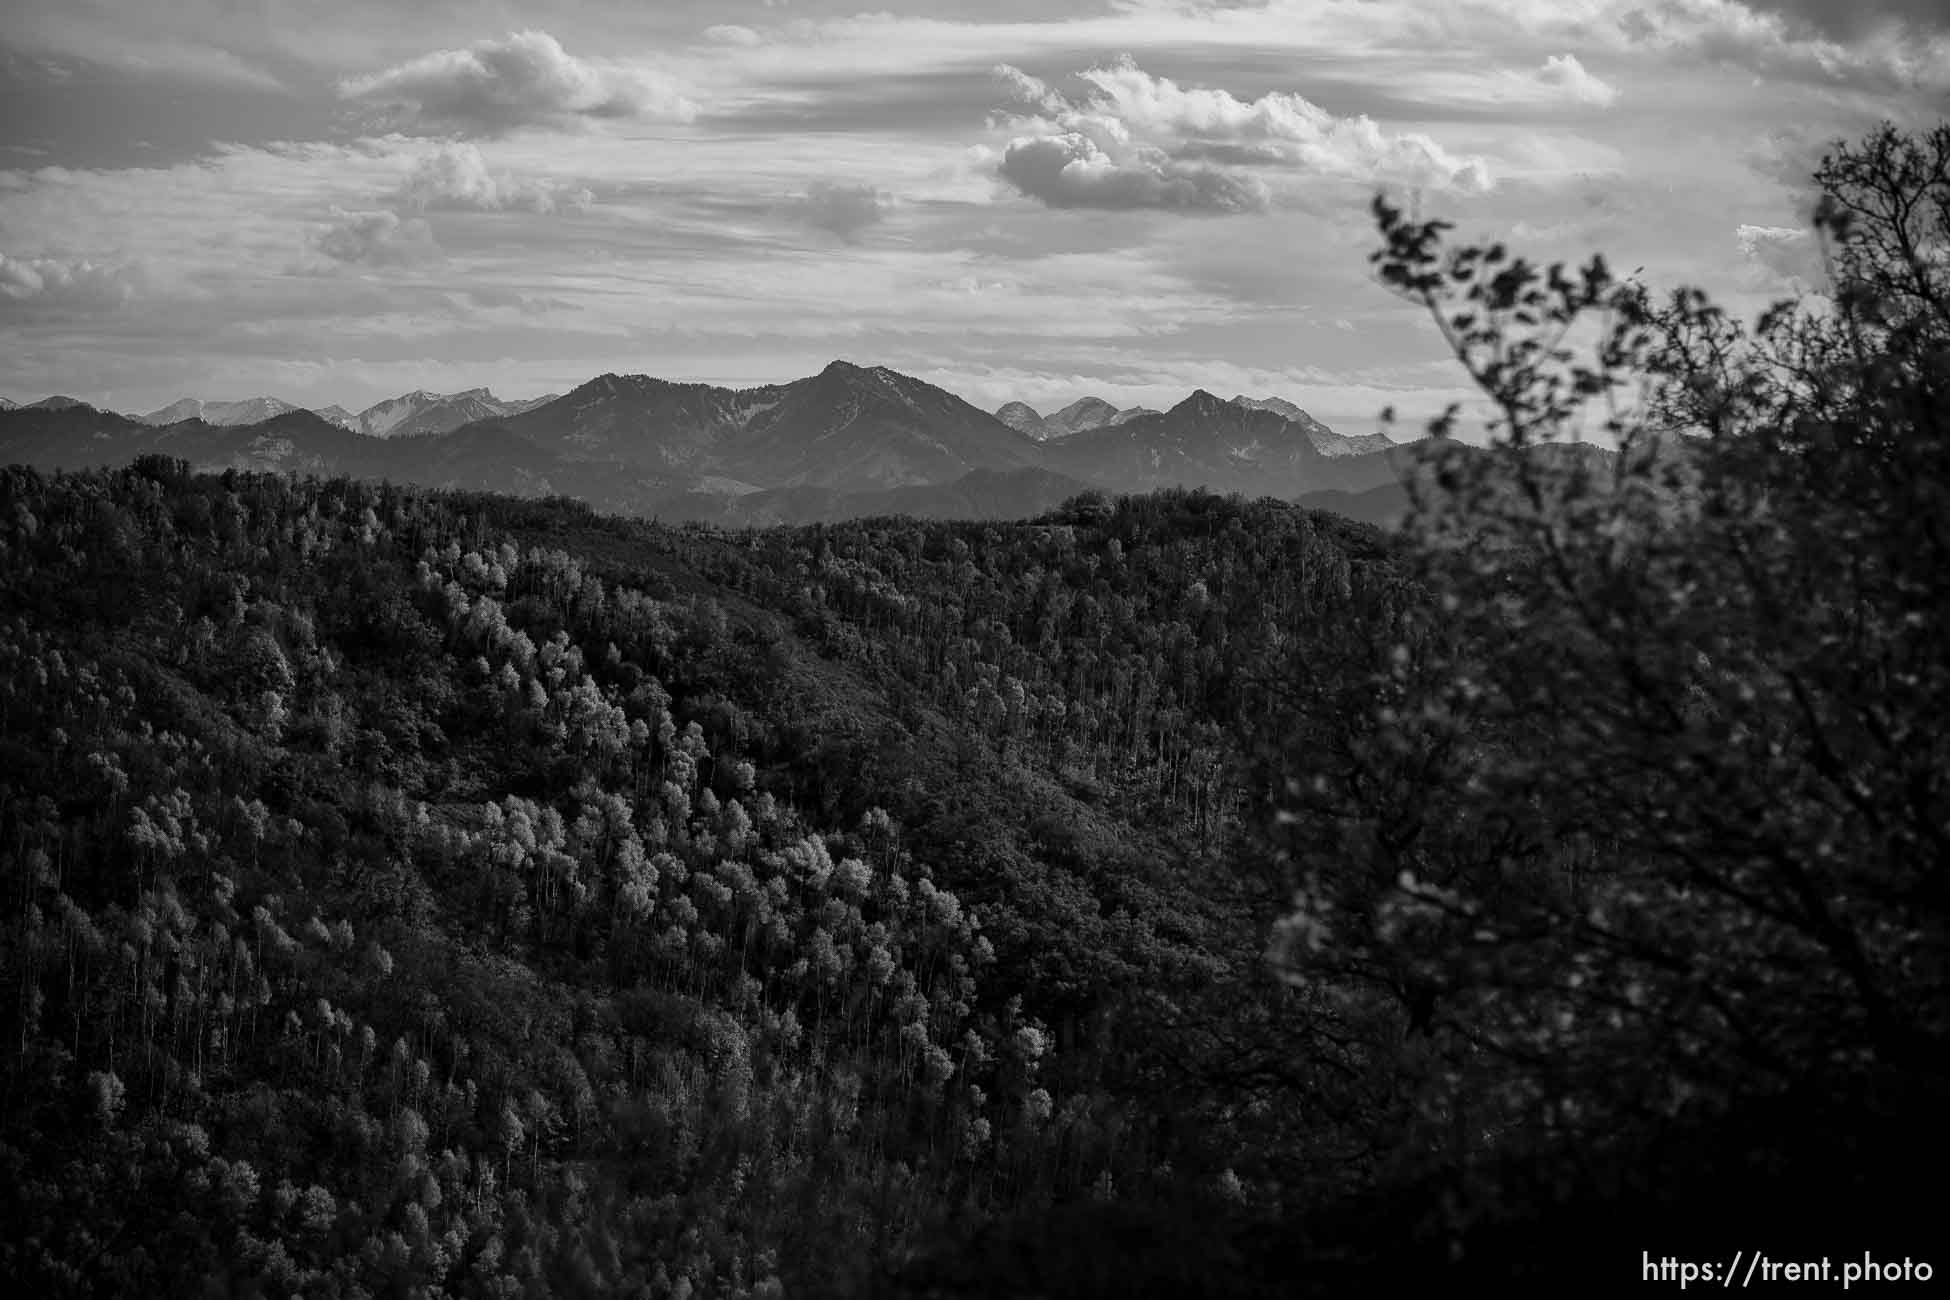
[1,1,1946,436]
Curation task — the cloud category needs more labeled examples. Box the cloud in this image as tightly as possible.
[703,25,764,47]
[1611,0,1950,93]
[339,30,697,136]
[397,144,594,214]
[991,58,1493,213]
[999,134,1269,213]
[1737,0,1950,40]
[789,180,892,240]
[1736,222,1826,287]
[0,252,141,307]
[314,208,437,266]
[0,19,284,91]
[1531,54,1619,106]
[994,63,1065,114]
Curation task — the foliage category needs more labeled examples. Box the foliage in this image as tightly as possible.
[1254,120,1950,1266]
[0,455,1403,1295]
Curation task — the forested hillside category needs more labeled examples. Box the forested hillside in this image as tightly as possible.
[0,458,1434,1296]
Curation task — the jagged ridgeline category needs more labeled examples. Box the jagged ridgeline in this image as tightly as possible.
[0,365,1414,531]
[0,459,1400,1297]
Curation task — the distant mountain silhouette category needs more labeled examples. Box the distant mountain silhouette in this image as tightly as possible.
[497,361,1043,490]
[994,397,1157,440]
[995,401,1047,437]
[1231,394,1308,421]
[1232,395,1396,457]
[128,390,564,437]
[354,388,560,438]
[1042,397,1121,438]
[1,365,1439,526]
[1040,391,1404,499]
[138,397,301,427]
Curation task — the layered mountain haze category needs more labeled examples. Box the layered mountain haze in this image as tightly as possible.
[125,390,565,436]
[0,403,703,516]
[0,362,1420,525]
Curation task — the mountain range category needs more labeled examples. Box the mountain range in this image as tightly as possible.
[1230,396,1396,457]
[1,363,1419,526]
[1033,389,1390,498]
[132,388,563,438]
[996,397,1160,441]
[992,392,1391,459]
[137,396,305,427]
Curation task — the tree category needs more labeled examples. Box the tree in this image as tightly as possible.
[1253,120,1950,1261]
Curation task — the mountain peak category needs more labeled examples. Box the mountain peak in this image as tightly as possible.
[994,401,1047,438]
[1171,389,1235,417]
[1232,394,1309,422]
[813,361,943,403]
[497,360,1037,489]
[576,373,652,399]
[1038,396,1127,439]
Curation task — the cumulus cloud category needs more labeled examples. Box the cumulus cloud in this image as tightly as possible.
[991,58,1492,213]
[1531,54,1619,106]
[398,144,594,215]
[0,253,141,307]
[788,181,892,241]
[314,208,437,267]
[1736,223,1826,288]
[999,134,1269,214]
[993,64,1065,115]
[339,30,697,136]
